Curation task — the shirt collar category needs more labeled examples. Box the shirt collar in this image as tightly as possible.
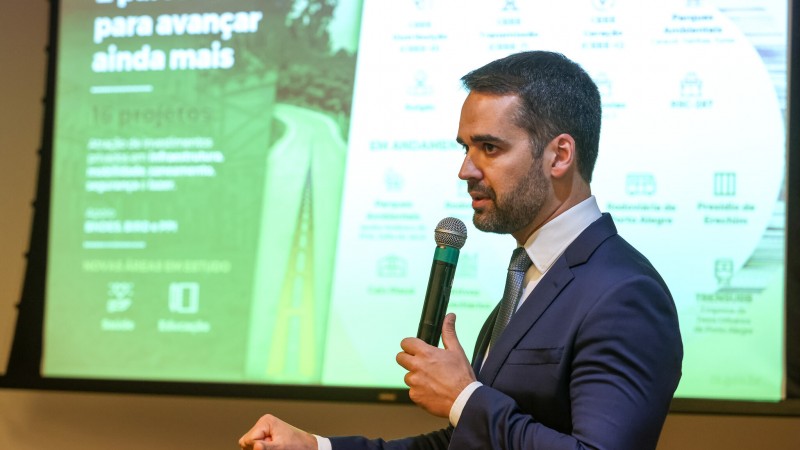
[522,196,602,273]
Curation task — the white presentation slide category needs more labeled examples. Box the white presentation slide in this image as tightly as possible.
[323,0,786,401]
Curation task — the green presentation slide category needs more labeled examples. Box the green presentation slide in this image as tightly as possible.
[43,0,787,402]
[45,0,359,382]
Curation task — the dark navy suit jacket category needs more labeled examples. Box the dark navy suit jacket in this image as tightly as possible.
[330,214,683,450]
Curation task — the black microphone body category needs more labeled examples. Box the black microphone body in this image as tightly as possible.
[417,218,467,347]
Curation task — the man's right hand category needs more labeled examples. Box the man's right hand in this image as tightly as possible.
[238,414,318,450]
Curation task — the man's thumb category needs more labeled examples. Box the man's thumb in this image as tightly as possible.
[441,313,462,351]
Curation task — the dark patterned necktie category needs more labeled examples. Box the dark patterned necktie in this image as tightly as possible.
[490,247,533,346]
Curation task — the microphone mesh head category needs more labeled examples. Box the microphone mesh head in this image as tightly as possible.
[434,217,467,249]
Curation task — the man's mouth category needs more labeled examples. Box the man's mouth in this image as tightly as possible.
[468,185,494,209]
[471,198,489,210]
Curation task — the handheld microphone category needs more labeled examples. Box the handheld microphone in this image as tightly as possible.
[416,217,467,347]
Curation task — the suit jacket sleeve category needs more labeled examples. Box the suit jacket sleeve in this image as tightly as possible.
[330,426,452,450]
[450,275,683,450]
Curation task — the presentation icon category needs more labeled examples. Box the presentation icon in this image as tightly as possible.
[408,71,434,96]
[625,172,657,196]
[592,0,616,11]
[168,282,200,314]
[377,255,408,278]
[414,0,433,11]
[455,178,469,198]
[713,172,737,197]
[714,258,735,287]
[502,0,519,12]
[457,252,478,279]
[384,168,405,192]
[680,73,703,98]
[106,282,133,313]
[594,73,613,99]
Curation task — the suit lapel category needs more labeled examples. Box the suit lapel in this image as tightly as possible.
[476,214,618,385]
[471,305,499,374]
[477,258,573,384]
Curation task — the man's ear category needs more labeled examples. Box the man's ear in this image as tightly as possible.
[548,133,577,179]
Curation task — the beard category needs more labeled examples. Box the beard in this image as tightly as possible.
[469,163,549,235]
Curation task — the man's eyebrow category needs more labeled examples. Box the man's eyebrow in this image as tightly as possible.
[473,134,506,144]
[457,134,509,146]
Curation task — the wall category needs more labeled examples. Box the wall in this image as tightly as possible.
[0,1,797,449]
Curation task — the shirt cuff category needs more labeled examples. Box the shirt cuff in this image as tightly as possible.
[449,381,483,427]
[315,434,332,450]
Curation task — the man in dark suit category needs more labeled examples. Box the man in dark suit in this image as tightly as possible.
[240,51,683,450]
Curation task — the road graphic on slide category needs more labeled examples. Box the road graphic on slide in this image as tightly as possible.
[245,104,347,383]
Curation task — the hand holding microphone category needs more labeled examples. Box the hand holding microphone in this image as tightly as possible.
[404,218,474,417]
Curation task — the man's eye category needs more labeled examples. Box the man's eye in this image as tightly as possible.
[483,143,496,153]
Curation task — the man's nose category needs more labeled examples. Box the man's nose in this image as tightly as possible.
[458,153,481,181]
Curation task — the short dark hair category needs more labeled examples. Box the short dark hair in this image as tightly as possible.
[460,51,601,183]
